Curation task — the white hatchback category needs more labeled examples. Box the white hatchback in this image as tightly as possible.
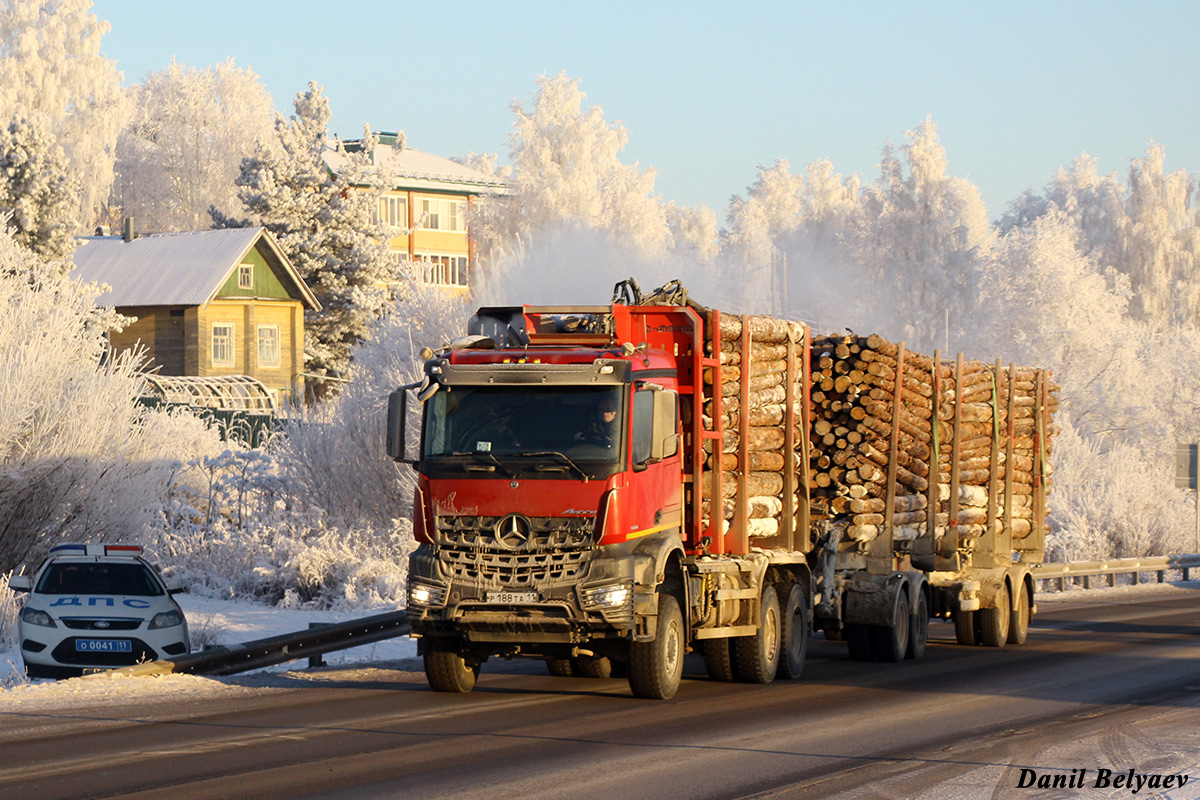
[9,544,190,679]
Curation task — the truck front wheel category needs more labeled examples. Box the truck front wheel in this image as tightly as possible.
[424,644,481,693]
[629,593,685,699]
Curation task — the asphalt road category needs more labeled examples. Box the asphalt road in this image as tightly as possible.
[3,586,1199,800]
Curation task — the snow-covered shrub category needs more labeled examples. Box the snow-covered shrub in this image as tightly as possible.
[0,571,21,653]
[1047,417,1195,561]
[0,231,227,573]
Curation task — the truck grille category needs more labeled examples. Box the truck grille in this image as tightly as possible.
[435,515,595,587]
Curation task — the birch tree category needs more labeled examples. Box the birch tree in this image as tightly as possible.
[0,0,129,228]
[113,59,275,232]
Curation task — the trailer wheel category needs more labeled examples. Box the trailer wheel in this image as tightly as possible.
[869,593,909,663]
[628,593,684,699]
[980,584,1011,647]
[1008,582,1031,645]
[574,655,614,679]
[845,623,872,661]
[734,584,780,683]
[546,659,574,677]
[424,645,481,693]
[702,639,736,682]
[906,591,929,660]
[954,610,978,646]
[778,583,809,679]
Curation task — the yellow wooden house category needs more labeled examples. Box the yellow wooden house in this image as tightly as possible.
[325,134,507,291]
[70,227,321,405]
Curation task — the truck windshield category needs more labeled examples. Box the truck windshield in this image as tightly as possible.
[423,385,624,472]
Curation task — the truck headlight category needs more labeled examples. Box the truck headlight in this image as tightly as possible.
[20,608,56,628]
[408,581,448,608]
[580,582,632,610]
[149,610,184,629]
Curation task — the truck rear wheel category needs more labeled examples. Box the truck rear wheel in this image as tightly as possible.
[574,655,614,679]
[702,639,735,682]
[1008,582,1031,645]
[733,584,780,683]
[778,583,809,679]
[980,584,1010,647]
[424,645,481,693]
[628,593,684,699]
[869,593,909,663]
[546,658,574,677]
[906,591,928,660]
[954,609,978,646]
[845,623,872,661]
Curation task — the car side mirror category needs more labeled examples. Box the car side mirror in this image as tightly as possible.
[8,575,32,593]
[164,577,187,595]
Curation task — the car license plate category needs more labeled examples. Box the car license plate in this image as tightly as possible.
[486,591,538,604]
[76,639,132,653]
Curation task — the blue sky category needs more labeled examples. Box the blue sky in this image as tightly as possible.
[93,0,1200,220]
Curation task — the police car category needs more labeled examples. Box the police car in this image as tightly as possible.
[8,544,190,679]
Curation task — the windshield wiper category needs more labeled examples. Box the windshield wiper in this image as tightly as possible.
[438,451,516,478]
[509,451,592,483]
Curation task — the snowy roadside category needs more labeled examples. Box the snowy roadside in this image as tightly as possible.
[0,593,420,711]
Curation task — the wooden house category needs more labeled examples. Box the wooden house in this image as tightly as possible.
[71,227,321,404]
[324,134,507,292]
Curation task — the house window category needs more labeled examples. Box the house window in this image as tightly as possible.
[378,195,408,229]
[212,323,234,366]
[257,325,280,367]
[238,264,253,290]
[419,198,466,232]
[419,254,469,287]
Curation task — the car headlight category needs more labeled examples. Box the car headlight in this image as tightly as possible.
[148,610,183,629]
[20,607,56,628]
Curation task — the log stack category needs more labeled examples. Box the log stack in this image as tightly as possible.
[699,315,1059,559]
[806,332,1058,553]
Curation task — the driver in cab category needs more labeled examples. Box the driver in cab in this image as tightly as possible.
[577,396,619,449]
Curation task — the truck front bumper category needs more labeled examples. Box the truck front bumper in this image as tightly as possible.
[406,542,636,645]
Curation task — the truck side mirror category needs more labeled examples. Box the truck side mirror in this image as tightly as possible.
[652,389,679,461]
[387,384,422,464]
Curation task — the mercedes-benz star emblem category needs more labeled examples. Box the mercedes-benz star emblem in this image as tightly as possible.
[495,513,533,550]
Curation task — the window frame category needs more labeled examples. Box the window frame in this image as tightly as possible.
[237,264,253,290]
[211,322,235,367]
[257,324,281,368]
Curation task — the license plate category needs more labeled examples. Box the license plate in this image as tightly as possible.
[486,591,538,604]
[75,639,132,653]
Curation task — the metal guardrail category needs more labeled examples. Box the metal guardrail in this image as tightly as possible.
[1033,554,1200,590]
[102,609,410,679]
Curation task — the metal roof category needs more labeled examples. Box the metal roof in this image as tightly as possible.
[70,228,320,310]
[324,144,508,195]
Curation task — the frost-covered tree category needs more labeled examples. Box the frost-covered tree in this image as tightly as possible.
[474,72,674,260]
[1001,144,1200,328]
[0,0,129,228]
[0,114,78,260]
[213,82,393,384]
[113,59,275,233]
[848,119,993,352]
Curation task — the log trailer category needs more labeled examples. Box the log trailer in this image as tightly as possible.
[387,280,1056,699]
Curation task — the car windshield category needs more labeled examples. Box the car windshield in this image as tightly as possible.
[35,562,164,596]
[423,385,624,466]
